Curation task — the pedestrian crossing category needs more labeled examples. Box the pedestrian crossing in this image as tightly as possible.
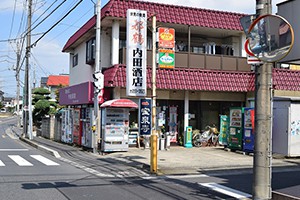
[0,155,60,167]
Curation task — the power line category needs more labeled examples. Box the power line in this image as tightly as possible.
[8,0,18,39]
[23,0,66,37]
[32,0,59,26]
[31,0,83,47]
[40,6,93,47]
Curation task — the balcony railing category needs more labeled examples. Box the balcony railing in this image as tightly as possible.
[119,48,250,71]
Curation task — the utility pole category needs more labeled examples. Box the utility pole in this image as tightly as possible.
[253,0,272,199]
[15,42,21,127]
[23,0,32,138]
[93,0,102,154]
[150,14,157,174]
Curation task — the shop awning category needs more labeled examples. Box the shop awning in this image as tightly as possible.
[100,99,138,108]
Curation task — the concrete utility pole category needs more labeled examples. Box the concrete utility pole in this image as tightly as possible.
[15,42,21,127]
[150,14,157,174]
[23,0,32,138]
[253,0,272,199]
[93,0,101,154]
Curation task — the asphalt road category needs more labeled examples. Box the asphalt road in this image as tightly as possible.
[1,116,237,200]
[2,115,300,199]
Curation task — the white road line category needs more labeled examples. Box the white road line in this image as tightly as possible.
[8,155,33,166]
[0,160,5,166]
[0,149,28,152]
[30,155,60,166]
[166,174,209,179]
[199,182,252,199]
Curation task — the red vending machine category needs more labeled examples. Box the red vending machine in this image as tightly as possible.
[72,108,82,146]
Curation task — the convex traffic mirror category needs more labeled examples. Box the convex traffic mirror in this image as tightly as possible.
[248,14,294,62]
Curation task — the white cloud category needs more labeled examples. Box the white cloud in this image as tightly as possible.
[0,0,25,13]
[31,39,69,76]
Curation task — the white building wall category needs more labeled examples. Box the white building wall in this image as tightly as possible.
[278,1,300,63]
[101,30,112,68]
[69,42,94,86]
[68,31,112,87]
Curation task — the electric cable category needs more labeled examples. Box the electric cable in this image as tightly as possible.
[31,0,83,47]
[23,0,66,37]
[8,0,18,39]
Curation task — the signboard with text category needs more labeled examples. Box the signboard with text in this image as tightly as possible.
[139,98,152,135]
[126,9,147,97]
[159,49,175,69]
[158,27,175,49]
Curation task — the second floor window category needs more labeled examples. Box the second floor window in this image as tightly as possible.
[72,54,78,67]
[86,38,95,65]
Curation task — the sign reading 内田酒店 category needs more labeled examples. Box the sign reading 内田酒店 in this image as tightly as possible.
[126,9,147,97]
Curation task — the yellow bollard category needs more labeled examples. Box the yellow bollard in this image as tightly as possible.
[150,134,158,174]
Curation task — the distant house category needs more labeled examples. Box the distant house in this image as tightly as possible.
[0,90,4,102]
[40,77,48,88]
[46,75,69,100]
[3,97,14,109]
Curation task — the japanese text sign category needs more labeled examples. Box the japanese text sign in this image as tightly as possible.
[158,27,175,48]
[126,9,147,96]
[139,98,152,135]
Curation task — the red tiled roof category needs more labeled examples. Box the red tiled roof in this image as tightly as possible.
[104,65,255,92]
[102,0,245,30]
[273,68,300,91]
[63,0,245,51]
[47,75,69,86]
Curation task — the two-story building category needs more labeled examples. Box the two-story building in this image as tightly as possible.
[59,0,300,145]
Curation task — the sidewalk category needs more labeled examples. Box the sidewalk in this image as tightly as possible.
[11,125,300,176]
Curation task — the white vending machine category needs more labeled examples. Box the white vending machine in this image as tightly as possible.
[101,108,129,152]
[61,108,73,144]
[273,97,300,157]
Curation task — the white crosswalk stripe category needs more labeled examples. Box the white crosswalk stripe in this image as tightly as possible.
[30,155,60,166]
[2,155,60,167]
[8,155,33,166]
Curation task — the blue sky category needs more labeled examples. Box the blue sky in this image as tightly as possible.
[0,0,283,97]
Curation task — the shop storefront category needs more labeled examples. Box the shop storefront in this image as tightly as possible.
[59,81,111,148]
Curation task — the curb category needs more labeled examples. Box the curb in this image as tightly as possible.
[272,191,300,200]
[19,137,61,158]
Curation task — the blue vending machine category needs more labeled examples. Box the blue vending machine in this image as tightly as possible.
[243,108,254,153]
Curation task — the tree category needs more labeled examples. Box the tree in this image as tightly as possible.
[32,87,57,127]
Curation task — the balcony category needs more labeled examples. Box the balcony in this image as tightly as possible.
[119,48,250,71]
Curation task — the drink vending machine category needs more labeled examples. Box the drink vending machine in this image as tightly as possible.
[101,108,129,152]
[61,108,73,144]
[100,99,138,152]
[243,108,254,153]
[219,115,229,146]
[81,107,94,148]
[228,107,243,151]
[72,108,82,146]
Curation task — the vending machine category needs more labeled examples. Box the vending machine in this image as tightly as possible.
[72,108,82,146]
[228,107,243,151]
[243,108,255,153]
[81,107,93,148]
[219,115,229,146]
[101,108,129,152]
[61,108,73,144]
